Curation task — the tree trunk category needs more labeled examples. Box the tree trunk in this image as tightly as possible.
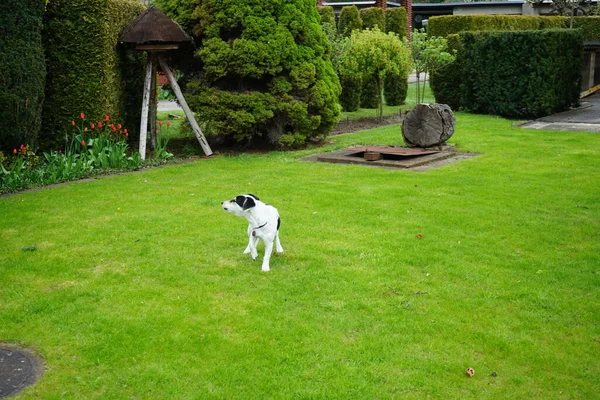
[401,103,455,147]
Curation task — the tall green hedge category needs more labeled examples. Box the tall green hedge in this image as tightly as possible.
[185,0,341,148]
[360,7,385,31]
[385,7,408,39]
[0,0,46,152]
[460,29,583,118]
[338,5,362,37]
[318,6,335,26]
[572,16,600,41]
[428,15,600,41]
[428,15,566,38]
[42,0,145,149]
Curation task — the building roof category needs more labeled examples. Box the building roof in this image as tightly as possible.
[119,6,191,45]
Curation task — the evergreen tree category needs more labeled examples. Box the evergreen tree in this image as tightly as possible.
[183,0,340,147]
[338,5,362,37]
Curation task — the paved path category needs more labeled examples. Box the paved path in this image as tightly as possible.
[519,91,600,133]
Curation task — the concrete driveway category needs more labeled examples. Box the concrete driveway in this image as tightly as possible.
[519,91,600,133]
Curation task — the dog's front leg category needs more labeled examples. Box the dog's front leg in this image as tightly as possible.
[261,239,274,272]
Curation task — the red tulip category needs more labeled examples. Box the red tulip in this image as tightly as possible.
[159,121,163,126]
[125,132,129,137]
[91,123,95,129]
[13,149,17,154]
[81,140,86,146]
[105,115,110,122]
[98,122,103,128]
[80,113,85,119]
[156,129,159,134]
[167,121,171,127]
[124,129,128,133]
[72,120,76,126]
[117,124,122,129]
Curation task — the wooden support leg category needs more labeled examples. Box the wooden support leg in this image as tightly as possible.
[150,55,158,150]
[157,55,213,157]
[139,55,153,160]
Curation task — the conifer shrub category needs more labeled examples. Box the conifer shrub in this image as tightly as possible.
[338,5,362,37]
[384,73,408,106]
[360,76,380,109]
[318,6,335,25]
[186,0,340,147]
[360,7,385,31]
[0,0,46,152]
[339,76,362,112]
[385,7,408,39]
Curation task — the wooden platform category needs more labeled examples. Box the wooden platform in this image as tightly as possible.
[313,146,456,169]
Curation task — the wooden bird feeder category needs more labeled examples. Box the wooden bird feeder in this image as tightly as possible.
[119,6,212,159]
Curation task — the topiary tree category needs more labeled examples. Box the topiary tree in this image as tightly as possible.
[0,0,46,152]
[360,7,386,31]
[342,28,411,118]
[385,7,408,39]
[185,0,340,148]
[338,5,362,37]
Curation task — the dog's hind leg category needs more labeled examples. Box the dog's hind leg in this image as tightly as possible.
[261,240,274,272]
[275,232,284,254]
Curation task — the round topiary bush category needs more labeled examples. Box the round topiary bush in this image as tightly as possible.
[185,0,341,148]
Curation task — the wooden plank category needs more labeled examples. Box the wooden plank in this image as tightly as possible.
[149,54,157,150]
[581,83,600,98]
[139,55,154,160]
[157,55,213,157]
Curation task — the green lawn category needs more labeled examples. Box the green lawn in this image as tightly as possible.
[1,113,599,398]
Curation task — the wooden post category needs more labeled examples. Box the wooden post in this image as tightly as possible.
[149,54,158,150]
[157,55,213,157]
[139,55,154,160]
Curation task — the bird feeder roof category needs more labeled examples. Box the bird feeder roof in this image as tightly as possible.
[119,6,191,46]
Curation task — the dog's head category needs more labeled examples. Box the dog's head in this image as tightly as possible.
[221,194,260,216]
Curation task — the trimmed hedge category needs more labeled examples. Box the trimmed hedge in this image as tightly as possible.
[338,5,362,37]
[572,16,600,41]
[42,0,145,149]
[460,29,583,118]
[385,7,408,40]
[429,34,462,110]
[428,15,566,38]
[0,0,46,152]
[429,15,600,41]
[360,7,385,31]
[318,6,335,26]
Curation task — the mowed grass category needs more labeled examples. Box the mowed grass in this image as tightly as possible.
[1,113,599,398]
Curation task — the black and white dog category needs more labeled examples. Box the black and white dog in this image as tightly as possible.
[221,194,283,272]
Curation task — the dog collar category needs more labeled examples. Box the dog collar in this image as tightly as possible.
[252,222,268,236]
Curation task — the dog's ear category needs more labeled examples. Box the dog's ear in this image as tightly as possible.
[235,196,246,208]
[247,194,260,201]
[242,196,256,210]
